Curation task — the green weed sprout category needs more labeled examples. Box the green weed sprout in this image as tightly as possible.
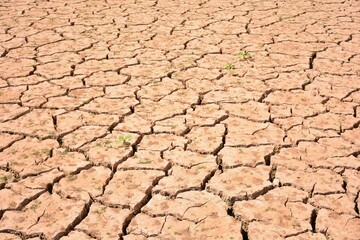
[118,135,133,146]
[223,62,237,76]
[237,51,252,59]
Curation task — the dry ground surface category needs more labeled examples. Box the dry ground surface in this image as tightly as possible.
[0,0,359,239]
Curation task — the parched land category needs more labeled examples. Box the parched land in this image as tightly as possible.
[0,0,359,239]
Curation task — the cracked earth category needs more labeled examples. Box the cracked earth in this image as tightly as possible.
[0,0,359,239]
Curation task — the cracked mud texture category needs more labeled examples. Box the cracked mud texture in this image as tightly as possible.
[0,0,359,239]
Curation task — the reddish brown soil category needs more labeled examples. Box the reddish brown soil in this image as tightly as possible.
[0,0,359,239]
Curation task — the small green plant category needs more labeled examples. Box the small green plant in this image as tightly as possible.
[223,62,237,76]
[224,62,235,70]
[117,135,133,146]
[237,51,252,59]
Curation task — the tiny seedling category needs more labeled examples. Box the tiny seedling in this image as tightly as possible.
[237,51,252,59]
[224,62,235,70]
[118,135,133,146]
[223,62,237,76]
